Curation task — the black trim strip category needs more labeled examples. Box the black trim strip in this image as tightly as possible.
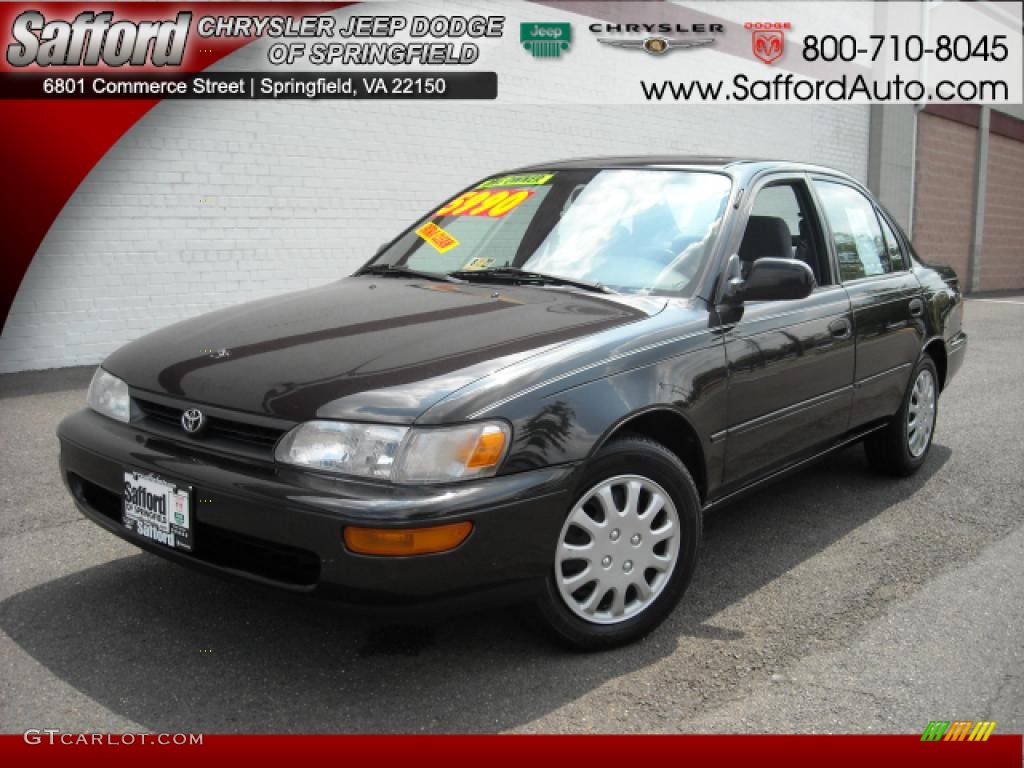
[854,362,912,389]
[704,424,886,511]
[728,385,852,436]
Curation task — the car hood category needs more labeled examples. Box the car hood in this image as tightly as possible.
[104,277,660,422]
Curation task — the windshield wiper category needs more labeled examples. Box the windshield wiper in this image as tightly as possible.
[356,264,463,283]
[449,267,616,295]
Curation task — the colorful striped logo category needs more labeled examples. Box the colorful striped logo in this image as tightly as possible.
[921,721,997,742]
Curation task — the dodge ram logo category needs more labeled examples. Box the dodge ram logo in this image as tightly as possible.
[745,22,790,64]
[181,408,206,435]
[752,31,784,63]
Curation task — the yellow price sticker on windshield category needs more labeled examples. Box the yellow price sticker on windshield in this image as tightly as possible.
[416,222,460,253]
[434,189,534,218]
[477,173,554,188]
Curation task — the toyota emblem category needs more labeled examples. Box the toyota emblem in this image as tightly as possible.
[181,408,206,435]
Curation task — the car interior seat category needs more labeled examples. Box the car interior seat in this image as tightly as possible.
[794,217,818,280]
[738,215,793,278]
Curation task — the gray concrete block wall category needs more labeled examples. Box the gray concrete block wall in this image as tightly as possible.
[867,104,917,231]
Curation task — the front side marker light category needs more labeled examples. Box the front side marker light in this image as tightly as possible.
[464,426,507,468]
[394,422,510,483]
[344,521,473,556]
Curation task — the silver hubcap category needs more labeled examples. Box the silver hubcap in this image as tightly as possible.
[555,475,680,625]
[907,368,936,458]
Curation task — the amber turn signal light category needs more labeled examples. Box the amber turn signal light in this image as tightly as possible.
[465,426,507,469]
[343,521,473,556]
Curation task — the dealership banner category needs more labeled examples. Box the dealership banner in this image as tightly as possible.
[0,2,1020,104]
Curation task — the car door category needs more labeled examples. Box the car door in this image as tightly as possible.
[718,175,856,492]
[810,178,925,428]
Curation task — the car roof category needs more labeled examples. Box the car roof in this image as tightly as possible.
[513,155,745,170]
[507,155,859,184]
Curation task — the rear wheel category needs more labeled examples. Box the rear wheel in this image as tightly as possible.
[864,355,939,476]
[537,436,701,651]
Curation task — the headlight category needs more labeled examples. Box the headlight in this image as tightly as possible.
[86,368,130,423]
[275,421,407,480]
[275,420,510,484]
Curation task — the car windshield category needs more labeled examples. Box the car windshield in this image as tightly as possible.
[364,169,732,296]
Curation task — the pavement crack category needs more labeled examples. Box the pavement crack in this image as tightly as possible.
[984,672,1018,721]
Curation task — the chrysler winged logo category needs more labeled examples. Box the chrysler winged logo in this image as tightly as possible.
[598,37,713,56]
[181,408,206,435]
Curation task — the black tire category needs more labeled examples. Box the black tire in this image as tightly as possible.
[537,435,702,651]
[864,354,939,477]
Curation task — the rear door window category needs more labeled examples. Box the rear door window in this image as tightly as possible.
[814,181,889,281]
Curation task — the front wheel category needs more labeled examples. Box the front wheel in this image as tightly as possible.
[864,355,939,476]
[537,436,702,651]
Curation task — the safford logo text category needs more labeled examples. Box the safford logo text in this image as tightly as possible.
[6,11,191,66]
[124,482,167,516]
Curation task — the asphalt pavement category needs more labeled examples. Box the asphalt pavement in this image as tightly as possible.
[1,297,1022,734]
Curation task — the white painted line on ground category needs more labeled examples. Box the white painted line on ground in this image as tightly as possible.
[968,299,1024,306]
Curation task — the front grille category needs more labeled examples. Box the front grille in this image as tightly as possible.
[134,396,286,451]
[69,473,321,587]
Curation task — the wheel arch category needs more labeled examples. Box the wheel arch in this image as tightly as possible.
[591,407,708,503]
[922,336,948,391]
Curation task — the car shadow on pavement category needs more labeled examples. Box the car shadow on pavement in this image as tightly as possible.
[0,443,950,733]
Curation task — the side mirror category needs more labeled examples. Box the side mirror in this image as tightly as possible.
[724,257,815,303]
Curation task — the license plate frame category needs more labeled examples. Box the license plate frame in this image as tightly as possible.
[123,470,193,552]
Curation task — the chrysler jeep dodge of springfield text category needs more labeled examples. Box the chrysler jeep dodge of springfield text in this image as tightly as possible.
[58,157,967,649]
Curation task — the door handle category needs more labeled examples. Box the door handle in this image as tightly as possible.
[828,318,852,339]
[909,298,924,318]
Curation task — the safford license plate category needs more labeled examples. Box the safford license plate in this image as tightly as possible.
[123,471,193,552]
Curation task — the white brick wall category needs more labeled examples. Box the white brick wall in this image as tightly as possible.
[0,99,869,373]
[1,0,872,374]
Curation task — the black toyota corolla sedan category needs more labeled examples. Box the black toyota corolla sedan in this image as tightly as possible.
[58,157,966,649]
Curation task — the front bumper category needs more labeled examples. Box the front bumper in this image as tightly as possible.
[58,409,575,606]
